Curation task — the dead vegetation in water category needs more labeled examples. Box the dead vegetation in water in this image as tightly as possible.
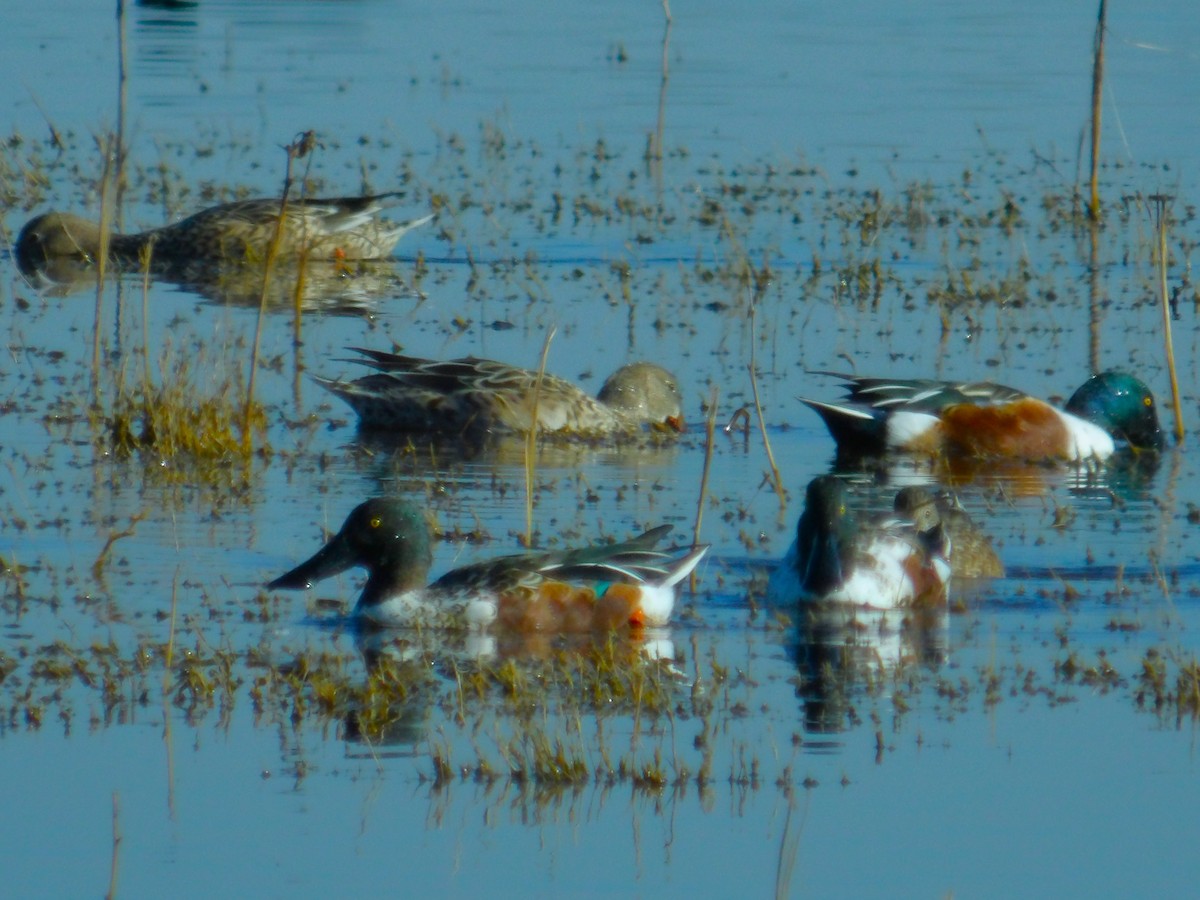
[1134,647,1200,721]
[102,344,270,469]
[4,119,1200,816]
[2,570,1200,805]
[0,622,730,792]
[0,119,1171,289]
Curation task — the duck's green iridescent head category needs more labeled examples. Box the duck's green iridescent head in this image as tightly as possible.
[268,497,432,595]
[796,475,855,595]
[802,475,851,531]
[1065,371,1163,451]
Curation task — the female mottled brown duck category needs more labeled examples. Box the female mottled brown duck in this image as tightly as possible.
[317,348,685,440]
[15,193,431,273]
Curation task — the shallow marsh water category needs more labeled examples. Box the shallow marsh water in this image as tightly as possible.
[3,2,1200,897]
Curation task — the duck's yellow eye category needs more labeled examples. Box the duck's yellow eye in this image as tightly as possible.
[1144,396,1153,407]
[370,516,382,529]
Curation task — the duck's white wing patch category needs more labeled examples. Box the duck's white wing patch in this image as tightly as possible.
[885,411,941,450]
[630,544,709,625]
[636,585,677,626]
[1058,410,1115,461]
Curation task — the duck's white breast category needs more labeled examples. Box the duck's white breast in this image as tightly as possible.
[357,590,498,629]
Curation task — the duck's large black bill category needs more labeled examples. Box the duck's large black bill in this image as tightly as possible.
[268,530,357,590]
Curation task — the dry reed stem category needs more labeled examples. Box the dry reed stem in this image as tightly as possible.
[748,361,786,505]
[106,792,121,900]
[774,790,806,900]
[92,134,115,392]
[524,326,557,545]
[246,131,316,450]
[92,513,145,581]
[26,90,64,151]
[114,0,129,223]
[139,243,153,393]
[163,568,179,681]
[1087,225,1102,373]
[292,249,310,345]
[1150,194,1185,443]
[104,0,130,406]
[748,305,786,505]
[245,167,293,441]
[1088,0,1107,222]
[162,569,179,819]
[290,146,319,338]
[650,0,672,165]
[693,385,718,553]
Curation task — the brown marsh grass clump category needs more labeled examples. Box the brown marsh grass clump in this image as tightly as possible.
[104,344,268,466]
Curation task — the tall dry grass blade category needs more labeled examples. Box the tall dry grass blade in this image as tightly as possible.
[774,791,807,900]
[161,568,179,820]
[92,133,115,393]
[105,792,121,900]
[1149,194,1185,443]
[106,2,131,389]
[651,0,673,166]
[1087,225,1102,372]
[1088,0,1107,222]
[114,0,129,224]
[292,251,310,345]
[693,385,718,552]
[245,131,317,451]
[748,361,786,505]
[91,513,145,582]
[748,305,786,506]
[25,88,64,151]
[163,568,180,680]
[291,145,318,342]
[524,326,557,545]
[139,243,153,393]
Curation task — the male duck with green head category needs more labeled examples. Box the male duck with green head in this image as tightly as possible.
[269,498,708,632]
[769,476,952,609]
[801,371,1162,463]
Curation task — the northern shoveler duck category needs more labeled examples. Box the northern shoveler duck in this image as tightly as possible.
[316,348,685,438]
[15,194,432,271]
[893,486,1003,580]
[267,498,709,631]
[800,371,1163,463]
[768,476,951,609]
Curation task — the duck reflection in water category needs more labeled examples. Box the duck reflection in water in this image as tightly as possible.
[791,604,947,737]
[339,625,685,753]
